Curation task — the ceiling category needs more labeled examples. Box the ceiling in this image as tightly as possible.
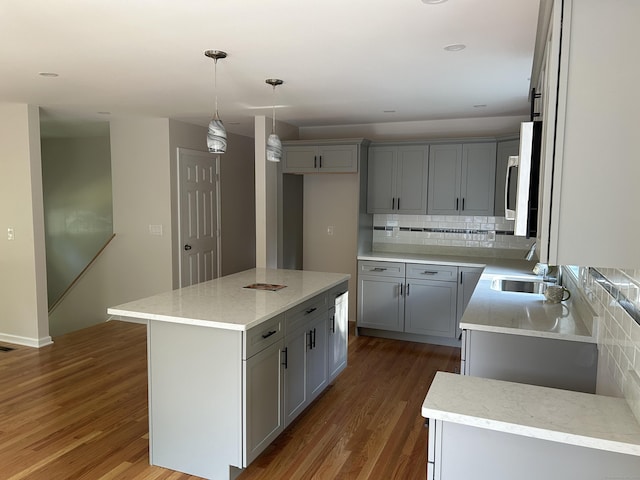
[0,0,541,138]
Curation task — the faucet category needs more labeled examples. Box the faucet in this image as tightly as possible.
[524,242,537,261]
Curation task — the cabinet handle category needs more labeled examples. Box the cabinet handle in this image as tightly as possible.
[406,283,410,296]
[372,267,387,272]
[305,307,317,315]
[422,270,438,275]
[397,198,400,210]
[312,328,317,348]
[307,331,313,350]
[281,347,288,369]
[314,155,317,169]
[331,314,336,333]
[399,283,403,297]
[319,155,322,168]
[261,330,277,339]
[462,198,465,211]
[456,198,459,210]
[392,197,396,210]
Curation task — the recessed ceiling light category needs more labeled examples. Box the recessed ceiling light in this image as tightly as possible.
[383,110,397,113]
[444,44,466,52]
[473,104,487,108]
[38,72,59,77]
[422,0,448,4]
[97,111,111,115]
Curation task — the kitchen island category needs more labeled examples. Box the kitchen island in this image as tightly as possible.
[108,268,350,480]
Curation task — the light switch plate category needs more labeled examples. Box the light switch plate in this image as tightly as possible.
[149,224,163,236]
[7,227,14,241]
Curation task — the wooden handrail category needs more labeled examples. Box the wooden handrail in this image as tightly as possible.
[48,233,116,314]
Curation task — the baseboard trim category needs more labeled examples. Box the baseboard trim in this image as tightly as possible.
[0,333,54,348]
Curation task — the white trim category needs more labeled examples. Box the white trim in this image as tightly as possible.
[0,333,53,348]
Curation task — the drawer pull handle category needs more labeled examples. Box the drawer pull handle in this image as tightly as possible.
[422,271,438,275]
[281,347,288,369]
[261,330,277,339]
[372,267,387,272]
[305,307,317,315]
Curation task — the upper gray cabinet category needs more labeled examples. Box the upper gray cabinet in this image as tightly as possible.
[367,145,429,214]
[494,139,519,218]
[428,142,496,216]
[282,139,368,174]
[536,0,639,268]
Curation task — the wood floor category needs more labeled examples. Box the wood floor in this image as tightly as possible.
[0,321,459,479]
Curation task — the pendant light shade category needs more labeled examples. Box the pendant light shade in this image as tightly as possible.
[265,78,284,162]
[204,50,228,154]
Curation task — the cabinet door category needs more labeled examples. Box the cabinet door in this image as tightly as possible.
[243,340,284,466]
[396,145,429,214]
[404,279,457,337]
[367,147,397,213]
[306,314,328,402]
[283,326,308,427]
[328,293,348,382]
[282,146,318,173]
[357,274,405,332]
[428,144,462,215]
[318,145,358,173]
[494,140,519,217]
[461,143,496,216]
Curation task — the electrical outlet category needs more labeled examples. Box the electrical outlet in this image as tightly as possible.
[327,226,334,236]
[7,227,14,241]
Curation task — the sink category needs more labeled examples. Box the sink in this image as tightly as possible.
[491,277,549,294]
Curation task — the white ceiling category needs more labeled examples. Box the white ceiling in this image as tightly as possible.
[0,0,541,138]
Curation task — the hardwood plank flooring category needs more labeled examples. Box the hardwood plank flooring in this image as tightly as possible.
[0,321,459,479]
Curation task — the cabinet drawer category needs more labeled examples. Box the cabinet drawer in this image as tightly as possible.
[358,261,405,277]
[285,293,327,334]
[244,313,284,360]
[406,263,458,282]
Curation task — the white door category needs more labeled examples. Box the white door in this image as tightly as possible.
[178,148,220,288]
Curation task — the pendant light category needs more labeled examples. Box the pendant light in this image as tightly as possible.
[204,50,228,154]
[265,78,284,162]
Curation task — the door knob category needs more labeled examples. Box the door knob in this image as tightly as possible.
[184,244,192,251]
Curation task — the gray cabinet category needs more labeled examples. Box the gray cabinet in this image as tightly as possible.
[367,145,429,214]
[428,142,496,216]
[244,338,284,465]
[357,261,459,342]
[494,139,519,217]
[282,139,368,173]
[357,263,405,332]
[535,0,639,268]
[282,292,333,427]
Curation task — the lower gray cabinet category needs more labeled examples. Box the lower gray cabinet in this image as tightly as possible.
[357,261,459,342]
[405,279,457,337]
[456,267,483,338]
[243,339,284,465]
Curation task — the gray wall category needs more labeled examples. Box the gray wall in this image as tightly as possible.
[41,134,113,307]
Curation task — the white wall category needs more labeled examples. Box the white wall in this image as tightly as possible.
[0,104,50,346]
[303,174,360,321]
[49,118,174,335]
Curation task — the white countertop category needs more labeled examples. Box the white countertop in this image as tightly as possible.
[358,251,594,342]
[422,372,640,456]
[107,268,350,331]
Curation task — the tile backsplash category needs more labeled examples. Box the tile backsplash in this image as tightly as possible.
[574,266,640,419]
[372,214,533,257]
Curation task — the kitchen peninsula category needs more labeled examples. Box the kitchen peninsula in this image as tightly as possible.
[107,268,350,480]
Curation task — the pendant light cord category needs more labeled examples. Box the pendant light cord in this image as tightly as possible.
[272,85,277,134]
[214,58,219,117]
